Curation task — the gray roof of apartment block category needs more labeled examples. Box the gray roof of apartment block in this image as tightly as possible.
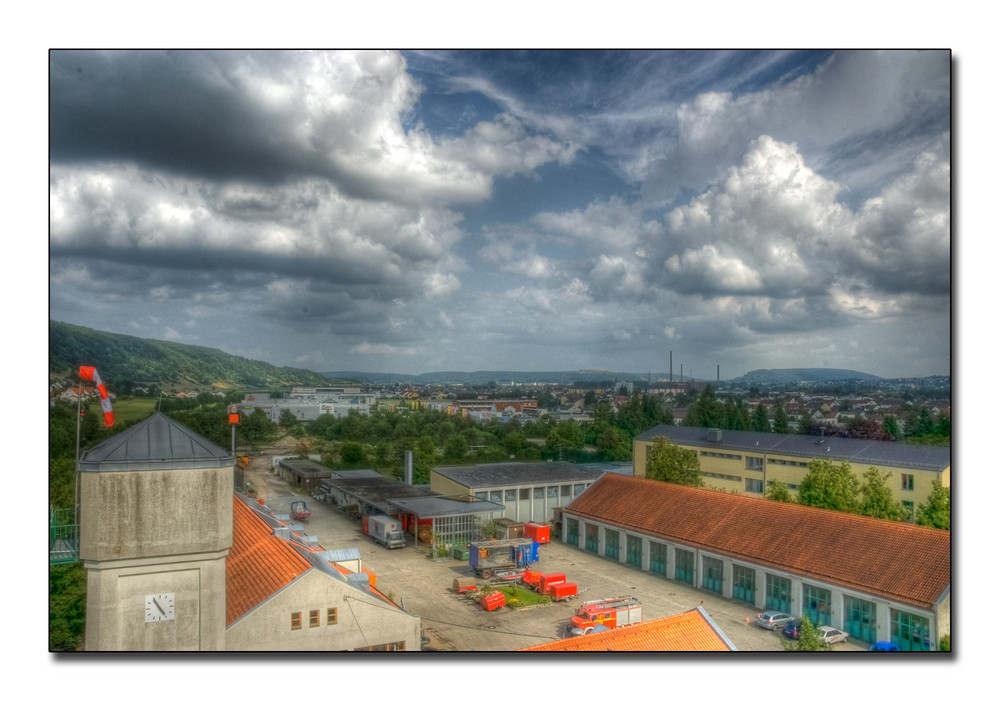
[636,425,950,472]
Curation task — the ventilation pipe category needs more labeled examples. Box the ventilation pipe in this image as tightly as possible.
[404,450,413,485]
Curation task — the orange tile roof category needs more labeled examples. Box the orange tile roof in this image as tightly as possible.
[520,608,735,652]
[226,495,313,626]
[565,473,950,609]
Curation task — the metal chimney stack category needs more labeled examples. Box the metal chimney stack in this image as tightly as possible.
[404,450,413,485]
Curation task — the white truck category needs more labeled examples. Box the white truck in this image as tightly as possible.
[369,514,406,549]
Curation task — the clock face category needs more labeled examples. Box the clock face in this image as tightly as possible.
[144,593,175,622]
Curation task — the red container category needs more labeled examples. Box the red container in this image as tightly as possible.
[479,591,506,611]
[524,522,550,544]
[522,570,542,588]
[538,572,566,591]
[547,582,577,600]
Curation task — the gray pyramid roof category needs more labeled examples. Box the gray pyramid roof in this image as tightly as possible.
[78,412,233,472]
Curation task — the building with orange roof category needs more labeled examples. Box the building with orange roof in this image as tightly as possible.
[561,472,950,651]
[78,411,418,652]
[519,607,737,652]
[226,494,420,651]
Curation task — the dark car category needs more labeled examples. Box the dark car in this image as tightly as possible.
[781,618,803,639]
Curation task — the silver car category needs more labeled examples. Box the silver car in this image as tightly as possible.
[756,610,796,630]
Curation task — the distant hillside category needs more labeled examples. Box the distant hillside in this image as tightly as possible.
[49,320,335,391]
[323,369,644,385]
[732,368,883,384]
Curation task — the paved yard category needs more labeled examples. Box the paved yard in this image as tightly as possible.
[253,473,866,653]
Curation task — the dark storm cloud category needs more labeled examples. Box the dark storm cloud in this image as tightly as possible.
[51,51,314,183]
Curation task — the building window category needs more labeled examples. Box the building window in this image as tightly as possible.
[746,456,764,471]
[291,612,302,630]
[802,584,832,626]
[533,486,544,499]
[745,478,764,493]
[843,596,876,645]
[327,608,338,625]
[604,529,620,559]
[675,548,694,584]
[566,518,579,546]
[309,610,320,627]
[573,483,585,496]
[901,474,914,490]
[504,489,517,502]
[732,565,755,604]
[649,541,667,575]
[474,491,487,501]
[702,556,723,593]
[560,484,571,497]
[547,485,558,499]
[626,534,642,567]
[489,490,502,504]
[765,574,791,613]
[519,488,530,500]
[902,501,915,517]
[890,609,932,651]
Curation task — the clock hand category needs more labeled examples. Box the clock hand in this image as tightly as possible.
[153,598,166,616]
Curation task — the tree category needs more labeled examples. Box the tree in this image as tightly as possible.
[771,401,790,433]
[750,403,771,432]
[278,408,298,429]
[443,434,470,462]
[797,459,860,513]
[339,440,365,466]
[915,480,950,530]
[646,436,702,487]
[596,426,632,461]
[781,616,830,652]
[882,414,903,441]
[765,480,793,503]
[858,467,909,521]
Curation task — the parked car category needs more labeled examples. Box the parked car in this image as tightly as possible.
[756,611,796,630]
[817,626,849,645]
[781,618,803,639]
[868,641,899,651]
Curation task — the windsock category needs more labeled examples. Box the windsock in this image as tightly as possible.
[79,366,114,426]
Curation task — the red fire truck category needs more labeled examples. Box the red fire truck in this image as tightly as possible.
[567,596,642,635]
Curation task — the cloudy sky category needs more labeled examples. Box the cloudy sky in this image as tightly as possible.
[48,49,951,380]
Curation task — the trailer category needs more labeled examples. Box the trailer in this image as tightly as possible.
[369,514,406,549]
[469,538,539,579]
[524,522,550,544]
[567,596,642,635]
[546,581,578,601]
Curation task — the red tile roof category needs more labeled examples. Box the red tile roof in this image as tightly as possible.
[520,608,735,652]
[565,473,950,609]
[226,495,313,626]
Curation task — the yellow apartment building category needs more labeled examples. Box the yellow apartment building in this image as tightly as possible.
[633,425,950,515]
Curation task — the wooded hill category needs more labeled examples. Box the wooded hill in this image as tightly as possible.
[49,320,335,392]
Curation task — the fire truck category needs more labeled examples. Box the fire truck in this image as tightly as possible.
[567,596,642,635]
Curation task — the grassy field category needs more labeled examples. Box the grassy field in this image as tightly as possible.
[110,396,159,423]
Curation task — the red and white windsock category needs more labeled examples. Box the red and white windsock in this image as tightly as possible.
[79,366,114,426]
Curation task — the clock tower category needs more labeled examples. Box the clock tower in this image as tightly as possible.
[79,412,234,651]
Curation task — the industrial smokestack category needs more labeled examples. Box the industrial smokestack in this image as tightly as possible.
[670,351,673,383]
[717,365,720,382]
[404,451,413,485]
